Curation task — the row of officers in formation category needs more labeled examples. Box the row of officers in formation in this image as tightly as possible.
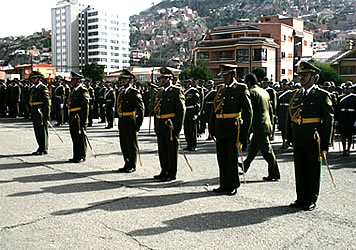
[0,62,355,212]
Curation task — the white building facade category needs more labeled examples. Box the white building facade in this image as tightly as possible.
[52,0,130,75]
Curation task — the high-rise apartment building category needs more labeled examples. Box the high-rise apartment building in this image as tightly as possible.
[52,0,130,75]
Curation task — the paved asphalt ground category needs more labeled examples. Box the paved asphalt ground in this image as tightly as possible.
[0,117,355,249]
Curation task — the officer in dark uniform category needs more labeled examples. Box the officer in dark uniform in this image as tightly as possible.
[202,80,216,140]
[29,71,51,155]
[93,82,100,119]
[286,62,334,211]
[53,80,65,126]
[104,82,116,129]
[11,80,21,118]
[184,79,201,151]
[22,81,31,119]
[115,70,145,173]
[242,73,280,181]
[63,81,71,124]
[153,67,186,181]
[67,72,90,163]
[0,80,6,117]
[209,64,253,195]
[98,82,107,123]
[337,83,356,156]
[262,79,278,140]
[87,82,95,127]
[277,81,293,149]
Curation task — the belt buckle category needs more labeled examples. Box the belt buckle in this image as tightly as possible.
[297,117,302,125]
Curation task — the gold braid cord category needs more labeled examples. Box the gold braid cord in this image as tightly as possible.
[289,90,303,124]
[116,89,124,114]
[75,114,81,135]
[38,109,44,126]
[153,89,164,114]
[213,85,225,114]
[313,130,322,162]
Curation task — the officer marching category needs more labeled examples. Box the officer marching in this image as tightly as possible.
[67,72,90,163]
[115,69,145,173]
[209,64,253,195]
[153,67,186,181]
[286,62,334,211]
[29,71,51,155]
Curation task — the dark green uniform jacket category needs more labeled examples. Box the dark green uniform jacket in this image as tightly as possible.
[67,84,90,160]
[30,83,51,152]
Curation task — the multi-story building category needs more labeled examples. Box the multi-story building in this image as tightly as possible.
[52,0,130,75]
[51,0,82,73]
[193,15,314,82]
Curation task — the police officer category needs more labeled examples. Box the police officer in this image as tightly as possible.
[0,80,6,117]
[209,64,253,195]
[12,80,21,118]
[286,62,334,211]
[184,79,201,151]
[53,80,66,126]
[242,73,280,181]
[115,70,145,173]
[277,81,293,149]
[29,71,50,155]
[104,82,116,129]
[262,79,278,140]
[337,83,356,156]
[153,67,185,181]
[87,82,95,127]
[67,72,90,163]
[202,80,216,140]
[98,82,107,124]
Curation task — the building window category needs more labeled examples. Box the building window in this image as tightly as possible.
[88,25,98,30]
[88,45,107,49]
[88,32,98,36]
[261,33,271,38]
[88,18,98,23]
[281,69,286,75]
[288,53,293,58]
[247,34,259,37]
[281,52,286,58]
[198,52,209,60]
[88,38,99,43]
[253,48,267,61]
[288,69,293,75]
[340,66,356,75]
[220,51,233,59]
[236,49,249,62]
[282,35,286,41]
[288,36,293,42]
[111,65,120,69]
[304,40,307,46]
[88,11,98,17]
[111,59,120,63]
[111,53,120,56]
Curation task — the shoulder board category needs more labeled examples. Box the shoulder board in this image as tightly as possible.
[236,82,248,88]
[83,91,90,98]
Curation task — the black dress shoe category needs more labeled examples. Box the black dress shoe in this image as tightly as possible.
[212,187,226,193]
[226,188,237,196]
[116,167,128,173]
[160,176,176,182]
[124,168,136,173]
[68,158,77,162]
[262,176,280,182]
[303,203,317,211]
[289,200,304,208]
[153,173,166,179]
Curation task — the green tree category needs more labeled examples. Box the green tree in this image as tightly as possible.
[180,61,212,81]
[82,62,105,82]
[312,61,343,86]
[252,67,266,82]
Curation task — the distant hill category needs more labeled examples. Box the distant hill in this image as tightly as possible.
[0,33,51,67]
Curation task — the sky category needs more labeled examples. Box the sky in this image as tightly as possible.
[0,0,162,38]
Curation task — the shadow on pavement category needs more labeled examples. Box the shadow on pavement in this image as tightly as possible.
[52,191,212,216]
[0,160,69,170]
[129,205,297,236]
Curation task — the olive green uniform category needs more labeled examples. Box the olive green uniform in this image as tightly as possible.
[87,86,95,126]
[337,93,356,136]
[286,86,334,205]
[184,87,201,150]
[67,84,90,161]
[210,81,253,190]
[243,85,280,179]
[116,87,145,170]
[154,86,185,179]
[53,84,65,125]
[30,83,51,153]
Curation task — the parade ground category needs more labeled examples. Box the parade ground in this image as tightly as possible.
[0,117,355,249]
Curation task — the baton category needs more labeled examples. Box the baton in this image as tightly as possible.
[47,121,64,143]
[136,131,143,166]
[322,151,336,189]
[82,129,96,158]
[165,119,193,172]
[235,120,246,184]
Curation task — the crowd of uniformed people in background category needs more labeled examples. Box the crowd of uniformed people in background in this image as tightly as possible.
[0,63,355,211]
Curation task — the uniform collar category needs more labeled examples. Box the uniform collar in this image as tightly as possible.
[74,83,83,91]
[303,84,315,95]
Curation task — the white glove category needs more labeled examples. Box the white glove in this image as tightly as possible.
[102,104,106,108]
[354,121,356,127]
[60,104,64,109]
[193,115,198,120]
